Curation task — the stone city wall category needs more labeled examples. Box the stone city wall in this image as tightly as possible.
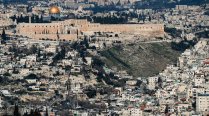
[16,19,165,40]
[87,23,164,36]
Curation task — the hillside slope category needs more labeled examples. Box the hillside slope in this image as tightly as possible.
[100,42,181,77]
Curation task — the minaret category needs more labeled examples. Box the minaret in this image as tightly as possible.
[29,14,31,23]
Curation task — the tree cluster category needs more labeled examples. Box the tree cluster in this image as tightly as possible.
[92,16,128,24]
[10,14,46,24]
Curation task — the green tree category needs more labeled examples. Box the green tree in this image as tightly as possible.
[1,28,7,43]
[13,104,21,116]
[84,36,89,48]
[34,109,41,116]
[30,45,38,54]
[45,108,49,116]
[149,16,152,22]
[3,72,11,77]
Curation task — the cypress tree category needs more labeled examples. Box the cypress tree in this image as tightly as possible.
[1,28,7,41]
[45,108,49,116]
[13,104,21,116]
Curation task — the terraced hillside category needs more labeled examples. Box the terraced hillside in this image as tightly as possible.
[100,42,181,77]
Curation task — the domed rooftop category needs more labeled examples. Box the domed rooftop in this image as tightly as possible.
[49,6,60,14]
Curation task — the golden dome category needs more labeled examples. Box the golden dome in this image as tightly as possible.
[49,6,60,14]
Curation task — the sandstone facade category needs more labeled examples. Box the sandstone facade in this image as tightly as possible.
[16,19,164,41]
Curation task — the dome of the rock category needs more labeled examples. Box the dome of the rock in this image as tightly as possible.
[49,6,60,14]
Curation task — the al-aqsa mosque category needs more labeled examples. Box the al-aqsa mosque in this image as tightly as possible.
[16,6,164,41]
